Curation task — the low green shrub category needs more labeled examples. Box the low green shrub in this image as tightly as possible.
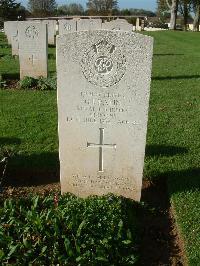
[37,76,57,90]
[0,194,139,265]
[19,76,37,90]
[19,76,56,90]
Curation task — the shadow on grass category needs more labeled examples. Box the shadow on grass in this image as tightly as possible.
[145,144,188,157]
[166,168,200,194]
[152,75,200,80]
[48,44,56,48]
[4,152,60,187]
[139,178,184,265]
[2,73,20,80]
[48,53,56,59]
[0,137,21,146]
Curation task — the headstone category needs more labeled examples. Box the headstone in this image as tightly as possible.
[141,19,145,31]
[4,21,11,44]
[102,19,133,31]
[43,20,57,45]
[10,21,19,56]
[18,22,48,79]
[136,18,141,31]
[58,19,77,35]
[77,19,102,31]
[57,30,153,201]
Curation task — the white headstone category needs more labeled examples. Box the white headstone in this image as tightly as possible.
[102,19,133,31]
[4,21,19,47]
[43,20,57,45]
[136,18,141,31]
[77,19,102,31]
[18,22,48,79]
[4,21,12,44]
[57,30,153,201]
[58,19,77,35]
[10,22,19,56]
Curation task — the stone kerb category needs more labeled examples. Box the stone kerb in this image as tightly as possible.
[57,30,153,201]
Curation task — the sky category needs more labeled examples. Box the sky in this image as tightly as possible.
[18,0,157,11]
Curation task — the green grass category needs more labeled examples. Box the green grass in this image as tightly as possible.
[0,31,200,265]
[0,90,58,170]
[143,31,200,265]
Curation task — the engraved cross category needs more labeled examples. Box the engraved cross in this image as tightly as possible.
[31,55,37,66]
[87,128,116,172]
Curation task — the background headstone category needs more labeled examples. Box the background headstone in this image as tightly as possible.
[43,20,57,45]
[18,22,48,79]
[57,30,153,201]
[4,21,11,44]
[58,19,77,34]
[102,19,133,31]
[136,18,141,31]
[10,21,19,56]
[77,19,102,31]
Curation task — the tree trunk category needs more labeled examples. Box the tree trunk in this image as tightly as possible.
[193,4,200,31]
[183,2,188,31]
[167,0,178,30]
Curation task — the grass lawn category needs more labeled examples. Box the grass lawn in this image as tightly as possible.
[0,31,200,265]
[144,31,200,265]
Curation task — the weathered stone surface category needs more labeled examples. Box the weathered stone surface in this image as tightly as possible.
[43,20,57,45]
[57,30,153,201]
[102,19,133,31]
[18,22,48,79]
[4,21,18,49]
[136,18,141,31]
[10,22,19,56]
[77,19,102,31]
[58,19,77,34]
[4,21,12,44]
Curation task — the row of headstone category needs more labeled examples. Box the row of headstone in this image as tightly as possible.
[3,19,134,80]
[4,19,153,201]
[4,19,134,48]
[4,18,144,53]
[4,21,48,79]
[59,18,133,34]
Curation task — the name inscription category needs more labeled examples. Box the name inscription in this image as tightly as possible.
[66,91,141,126]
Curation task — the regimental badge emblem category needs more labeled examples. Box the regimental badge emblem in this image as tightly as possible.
[81,39,126,88]
[25,26,39,39]
[64,23,72,31]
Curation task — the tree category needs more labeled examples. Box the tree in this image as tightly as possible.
[0,0,21,20]
[28,0,57,17]
[157,0,180,29]
[120,8,156,17]
[166,0,179,29]
[178,0,192,30]
[86,0,118,16]
[192,0,200,31]
[57,3,84,16]
[157,0,169,18]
